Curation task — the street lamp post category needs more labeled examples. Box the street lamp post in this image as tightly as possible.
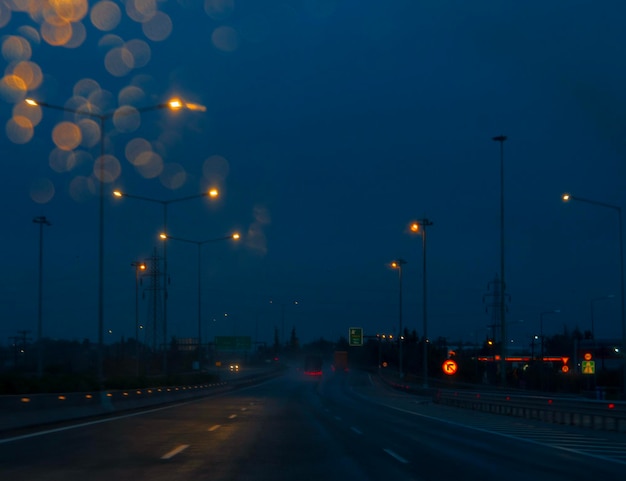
[159,232,240,370]
[540,309,560,390]
[492,134,508,386]
[25,97,194,386]
[131,261,146,376]
[33,215,51,377]
[410,219,433,388]
[391,258,407,379]
[540,309,561,361]
[563,193,626,396]
[269,299,299,349]
[113,188,219,373]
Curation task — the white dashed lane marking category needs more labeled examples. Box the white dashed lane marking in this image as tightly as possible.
[383,448,409,464]
[161,444,190,460]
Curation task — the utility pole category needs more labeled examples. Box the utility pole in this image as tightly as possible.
[483,273,511,382]
[483,274,510,342]
[493,134,508,386]
[144,248,162,373]
[33,215,51,377]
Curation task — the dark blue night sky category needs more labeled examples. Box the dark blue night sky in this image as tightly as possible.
[1,1,625,350]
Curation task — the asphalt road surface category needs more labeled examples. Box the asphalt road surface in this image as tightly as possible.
[1,367,626,481]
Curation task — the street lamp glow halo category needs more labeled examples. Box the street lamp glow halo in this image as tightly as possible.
[27,94,205,382]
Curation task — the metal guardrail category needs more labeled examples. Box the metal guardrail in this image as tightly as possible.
[1,381,227,410]
[0,367,284,432]
[433,389,626,433]
[376,371,626,433]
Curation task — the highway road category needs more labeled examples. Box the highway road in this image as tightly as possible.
[1,367,626,480]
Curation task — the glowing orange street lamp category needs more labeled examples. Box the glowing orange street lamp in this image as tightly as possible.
[159,232,240,369]
[25,96,202,386]
[131,261,147,376]
[390,258,407,378]
[114,188,220,373]
[409,218,433,388]
[562,192,625,395]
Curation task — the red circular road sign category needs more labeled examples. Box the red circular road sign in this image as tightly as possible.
[442,359,458,375]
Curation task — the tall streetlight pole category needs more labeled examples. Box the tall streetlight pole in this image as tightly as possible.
[492,134,508,386]
[159,232,240,370]
[391,258,407,379]
[33,215,51,377]
[131,261,146,376]
[540,309,560,391]
[410,219,433,388]
[25,97,196,387]
[269,299,299,349]
[562,193,626,397]
[540,309,561,361]
[113,188,219,373]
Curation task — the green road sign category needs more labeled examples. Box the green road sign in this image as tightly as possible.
[582,360,595,374]
[349,327,363,346]
[215,336,252,351]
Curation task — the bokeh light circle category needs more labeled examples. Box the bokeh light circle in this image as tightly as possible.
[104,46,133,77]
[160,163,186,189]
[6,116,33,144]
[211,25,239,52]
[13,60,43,89]
[142,11,172,42]
[69,175,93,201]
[52,121,82,151]
[118,85,146,105]
[41,19,73,46]
[202,154,230,183]
[0,2,12,29]
[2,35,32,61]
[126,0,157,23]
[30,177,55,204]
[90,0,122,31]
[204,0,234,20]
[52,0,89,23]
[63,19,87,48]
[125,137,152,165]
[77,118,100,147]
[0,74,27,102]
[13,101,42,127]
[125,39,151,68]
[94,154,121,182]
[113,105,141,132]
[135,151,163,178]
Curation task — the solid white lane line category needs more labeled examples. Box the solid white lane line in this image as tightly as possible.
[161,444,190,460]
[208,425,221,432]
[228,414,237,419]
[350,426,363,435]
[384,448,409,464]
